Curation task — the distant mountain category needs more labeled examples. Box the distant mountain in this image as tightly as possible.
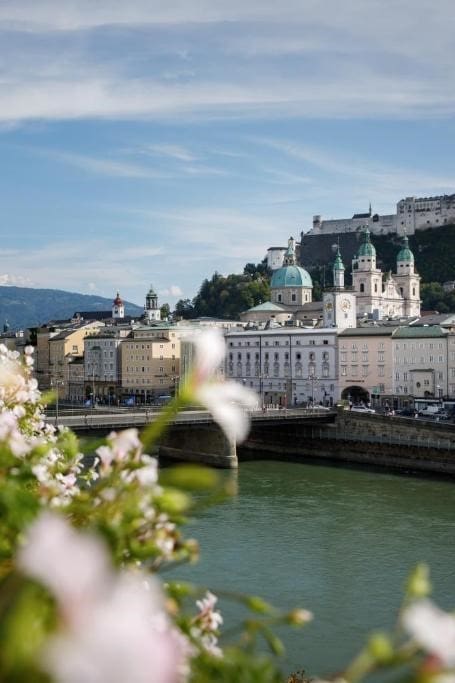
[0,287,143,330]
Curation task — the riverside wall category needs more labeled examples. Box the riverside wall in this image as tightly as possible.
[241,411,455,476]
[158,423,237,468]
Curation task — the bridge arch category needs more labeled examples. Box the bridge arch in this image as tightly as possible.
[341,385,370,404]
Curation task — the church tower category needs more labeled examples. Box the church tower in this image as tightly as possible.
[112,292,125,319]
[144,284,161,322]
[323,247,356,328]
[351,229,383,319]
[394,235,421,317]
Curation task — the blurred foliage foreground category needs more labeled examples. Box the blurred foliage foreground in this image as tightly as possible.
[0,338,453,683]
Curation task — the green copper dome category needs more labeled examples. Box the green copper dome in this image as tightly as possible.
[358,229,376,257]
[333,248,345,271]
[397,236,414,262]
[271,265,313,289]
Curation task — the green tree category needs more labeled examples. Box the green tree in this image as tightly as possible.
[160,303,170,320]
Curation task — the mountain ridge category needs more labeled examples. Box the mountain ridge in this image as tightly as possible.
[0,286,143,330]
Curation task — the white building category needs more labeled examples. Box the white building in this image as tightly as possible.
[392,326,448,400]
[225,327,339,406]
[84,328,128,401]
[352,230,420,319]
[308,193,455,237]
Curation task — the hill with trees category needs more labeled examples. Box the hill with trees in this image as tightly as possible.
[0,287,143,330]
[174,262,270,320]
[176,225,455,320]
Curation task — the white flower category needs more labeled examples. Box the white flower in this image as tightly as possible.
[46,574,185,683]
[187,330,257,442]
[19,513,188,683]
[18,512,110,623]
[402,599,455,666]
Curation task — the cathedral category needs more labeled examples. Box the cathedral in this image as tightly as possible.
[351,230,420,319]
[242,230,420,327]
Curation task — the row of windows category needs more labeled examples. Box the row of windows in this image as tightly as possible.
[341,365,381,377]
[396,372,444,381]
[396,342,444,350]
[228,362,331,379]
[229,351,330,361]
[228,338,331,347]
[395,356,444,364]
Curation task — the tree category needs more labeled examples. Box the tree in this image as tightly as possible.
[160,303,170,320]
[174,299,196,319]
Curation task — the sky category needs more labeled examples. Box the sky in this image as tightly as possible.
[1,0,455,307]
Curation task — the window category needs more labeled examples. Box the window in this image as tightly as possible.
[360,283,365,293]
[291,293,296,302]
[341,366,347,376]
[378,365,384,377]
[323,339,328,345]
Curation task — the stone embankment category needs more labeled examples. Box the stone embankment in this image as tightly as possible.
[241,410,455,476]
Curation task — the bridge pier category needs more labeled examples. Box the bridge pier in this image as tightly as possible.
[158,423,238,468]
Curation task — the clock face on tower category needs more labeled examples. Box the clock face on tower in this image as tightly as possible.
[324,301,333,311]
[341,299,351,312]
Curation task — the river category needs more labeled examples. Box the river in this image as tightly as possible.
[173,459,455,678]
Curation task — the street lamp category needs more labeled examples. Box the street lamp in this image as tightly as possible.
[436,384,443,404]
[50,378,64,425]
[308,375,319,409]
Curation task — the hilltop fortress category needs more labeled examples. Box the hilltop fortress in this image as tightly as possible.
[308,193,455,237]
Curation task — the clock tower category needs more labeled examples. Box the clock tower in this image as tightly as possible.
[323,247,356,328]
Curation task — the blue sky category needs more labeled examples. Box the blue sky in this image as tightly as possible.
[1,0,455,307]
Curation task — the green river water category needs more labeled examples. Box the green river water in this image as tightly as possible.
[173,459,455,678]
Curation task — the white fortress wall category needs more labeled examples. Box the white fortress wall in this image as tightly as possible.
[308,194,455,237]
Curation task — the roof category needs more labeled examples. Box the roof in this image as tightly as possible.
[397,236,414,262]
[357,229,376,257]
[73,311,112,320]
[339,327,397,337]
[393,325,447,339]
[333,248,345,271]
[270,265,313,289]
[352,212,371,219]
[246,301,286,313]
[410,314,455,327]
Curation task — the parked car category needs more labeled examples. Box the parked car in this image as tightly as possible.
[350,405,376,414]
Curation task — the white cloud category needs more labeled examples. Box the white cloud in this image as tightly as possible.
[0,273,34,286]
[141,144,198,162]
[38,149,172,179]
[159,285,183,297]
[0,1,454,123]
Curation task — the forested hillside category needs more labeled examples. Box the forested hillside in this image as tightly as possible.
[174,263,270,320]
[175,226,455,320]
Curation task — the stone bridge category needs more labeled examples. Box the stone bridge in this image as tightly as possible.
[49,408,455,474]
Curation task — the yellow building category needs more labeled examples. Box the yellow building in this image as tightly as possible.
[119,326,180,403]
[46,322,104,399]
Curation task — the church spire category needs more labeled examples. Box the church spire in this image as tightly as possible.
[333,246,345,289]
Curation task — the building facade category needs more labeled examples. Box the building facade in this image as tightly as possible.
[337,327,395,406]
[225,327,338,406]
[392,326,448,401]
[119,326,180,403]
[352,230,420,320]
